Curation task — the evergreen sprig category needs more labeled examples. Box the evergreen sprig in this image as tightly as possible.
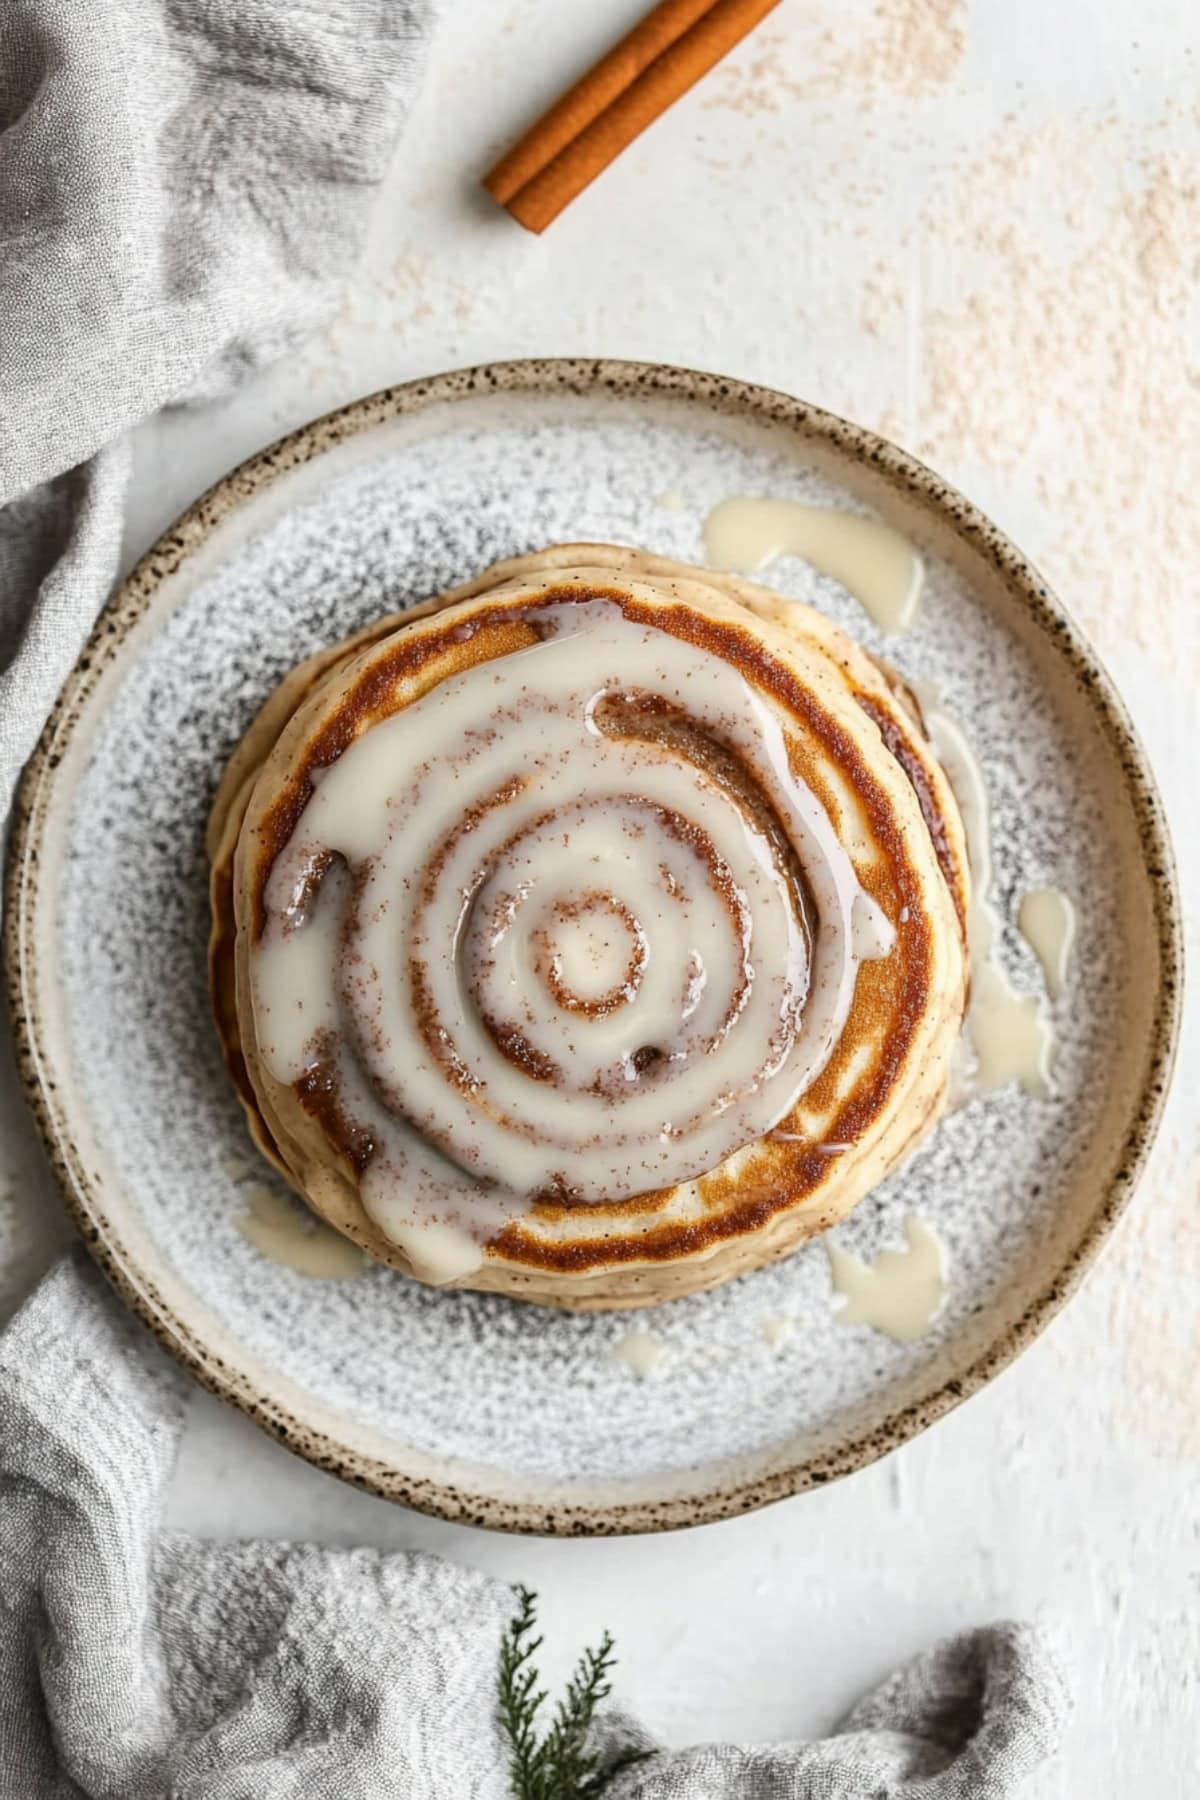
[498,1586,652,1799]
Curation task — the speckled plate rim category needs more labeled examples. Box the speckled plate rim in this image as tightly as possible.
[4,357,1183,1535]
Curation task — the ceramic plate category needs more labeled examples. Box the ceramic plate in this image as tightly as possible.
[5,361,1181,1533]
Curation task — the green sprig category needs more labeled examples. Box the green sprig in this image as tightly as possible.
[498,1587,652,1800]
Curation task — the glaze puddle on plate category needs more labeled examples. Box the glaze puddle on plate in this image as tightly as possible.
[703,494,923,632]
[7,363,1178,1532]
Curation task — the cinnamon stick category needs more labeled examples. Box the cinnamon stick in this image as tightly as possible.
[484,0,781,234]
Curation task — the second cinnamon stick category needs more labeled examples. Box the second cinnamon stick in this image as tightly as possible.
[485,0,782,234]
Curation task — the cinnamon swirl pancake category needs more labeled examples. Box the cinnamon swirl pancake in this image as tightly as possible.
[208,545,969,1309]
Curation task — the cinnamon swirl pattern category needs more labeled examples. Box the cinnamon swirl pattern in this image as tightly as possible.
[209,546,969,1308]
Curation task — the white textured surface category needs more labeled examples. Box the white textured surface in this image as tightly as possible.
[2,0,1197,1791]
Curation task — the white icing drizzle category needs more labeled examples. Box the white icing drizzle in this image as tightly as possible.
[608,1330,668,1377]
[703,497,924,633]
[761,1315,795,1349]
[251,596,889,1265]
[852,889,897,960]
[236,1186,365,1281]
[826,1215,947,1343]
[1018,888,1076,1001]
[919,700,1054,1099]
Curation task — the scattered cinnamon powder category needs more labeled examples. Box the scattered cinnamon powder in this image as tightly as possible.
[864,119,1199,686]
[1109,1137,1200,1460]
[703,0,965,114]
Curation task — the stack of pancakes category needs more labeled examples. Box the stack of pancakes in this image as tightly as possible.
[210,545,968,1309]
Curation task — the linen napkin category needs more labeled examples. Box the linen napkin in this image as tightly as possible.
[0,0,437,809]
[0,1255,1069,1798]
[0,3,1069,1793]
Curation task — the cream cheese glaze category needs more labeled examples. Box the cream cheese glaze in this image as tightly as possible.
[209,542,974,1305]
[918,695,1054,1099]
[704,496,924,634]
[249,594,895,1272]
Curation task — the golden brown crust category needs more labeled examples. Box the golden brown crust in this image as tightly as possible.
[209,545,969,1309]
